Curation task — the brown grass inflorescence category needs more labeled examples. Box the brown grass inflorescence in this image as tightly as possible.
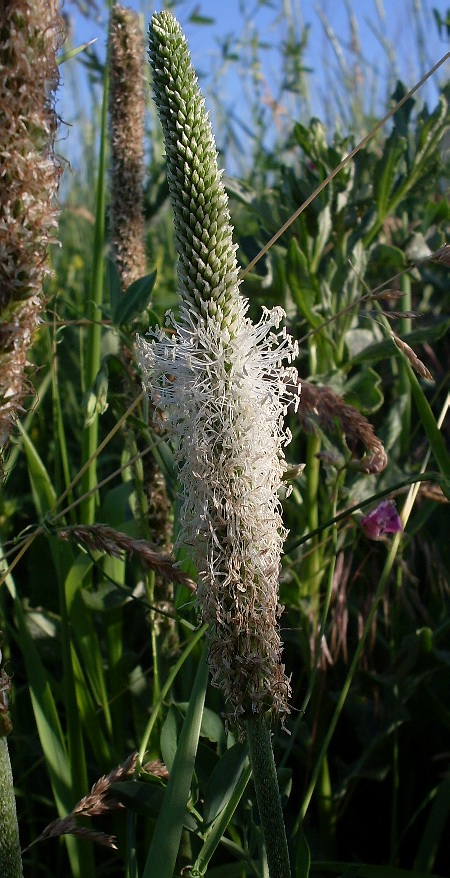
[289,378,387,474]
[109,4,146,289]
[0,0,64,470]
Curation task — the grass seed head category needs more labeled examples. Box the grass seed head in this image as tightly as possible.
[109,5,146,289]
[0,0,64,469]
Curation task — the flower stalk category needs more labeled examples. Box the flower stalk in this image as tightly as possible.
[0,0,63,471]
[139,10,299,726]
[139,12,297,874]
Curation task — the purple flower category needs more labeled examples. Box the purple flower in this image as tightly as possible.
[361,500,403,541]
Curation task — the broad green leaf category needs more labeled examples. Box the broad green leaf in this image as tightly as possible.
[311,205,332,269]
[343,367,384,414]
[65,554,112,728]
[112,271,157,326]
[370,243,407,272]
[296,827,311,878]
[106,257,122,317]
[345,328,381,360]
[189,12,215,24]
[349,318,450,366]
[13,598,71,813]
[17,423,56,518]
[112,775,198,832]
[58,39,97,65]
[160,705,181,773]
[192,761,252,876]
[390,81,415,137]
[81,581,130,611]
[172,703,225,746]
[286,238,322,328]
[373,130,407,221]
[406,365,450,479]
[416,95,449,164]
[293,121,317,161]
[82,360,109,427]
[203,743,248,825]
[110,779,165,817]
[70,644,113,767]
[99,481,134,525]
[142,646,209,878]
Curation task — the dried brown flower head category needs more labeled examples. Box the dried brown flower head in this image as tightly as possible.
[289,378,387,474]
[23,753,138,853]
[0,0,64,470]
[56,523,196,591]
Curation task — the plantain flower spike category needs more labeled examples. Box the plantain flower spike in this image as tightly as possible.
[138,11,300,723]
[0,0,64,471]
[109,4,146,289]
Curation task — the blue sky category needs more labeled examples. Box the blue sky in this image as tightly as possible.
[60,0,449,175]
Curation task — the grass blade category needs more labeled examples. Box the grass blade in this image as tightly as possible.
[141,644,209,878]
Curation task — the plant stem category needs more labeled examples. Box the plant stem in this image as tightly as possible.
[246,714,292,878]
[0,737,23,878]
[80,57,109,524]
[398,273,412,458]
[304,432,323,610]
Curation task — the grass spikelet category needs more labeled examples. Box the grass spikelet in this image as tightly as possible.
[56,523,196,591]
[23,753,138,853]
[290,379,388,474]
[393,334,433,381]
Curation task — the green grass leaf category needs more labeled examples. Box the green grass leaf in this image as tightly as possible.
[142,645,209,878]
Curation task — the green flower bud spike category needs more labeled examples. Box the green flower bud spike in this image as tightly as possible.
[138,14,298,874]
